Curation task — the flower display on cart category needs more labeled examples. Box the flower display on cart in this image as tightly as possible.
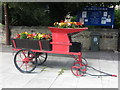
[13,32,52,40]
[53,21,84,28]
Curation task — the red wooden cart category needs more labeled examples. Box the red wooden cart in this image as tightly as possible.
[12,27,89,76]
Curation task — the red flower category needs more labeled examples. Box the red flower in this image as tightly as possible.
[27,34,34,39]
[43,34,46,38]
[17,34,20,38]
[60,20,64,23]
[77,22,83,25]
[43,34,51,40]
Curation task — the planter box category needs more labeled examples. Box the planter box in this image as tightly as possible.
[40,40,52,51]
[69,42,82,52]
[11,39,52,51]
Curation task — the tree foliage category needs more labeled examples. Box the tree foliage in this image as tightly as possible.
[8,2,51,26]
[114,9,120,29]
[2,2,120,27]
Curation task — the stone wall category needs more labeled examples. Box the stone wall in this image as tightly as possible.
[1,26,118,51]
[71,29,118,51]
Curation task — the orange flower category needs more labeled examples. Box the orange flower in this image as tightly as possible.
[27,34,34,39]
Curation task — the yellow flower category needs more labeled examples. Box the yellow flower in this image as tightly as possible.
[54,22,59,26]
[24,32,28,35]
[37,33,44,39]
[41,33,45,35]
[58,23,62,26]
[21,32,28,35]
[59,22,67,27]
[73,22,77,25]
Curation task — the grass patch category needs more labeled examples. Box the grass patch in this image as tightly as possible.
[58,68,69,76]
[0,23,4,26]
[41,67,47,72]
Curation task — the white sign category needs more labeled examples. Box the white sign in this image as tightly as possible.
[84,19,88,22]
[82,11,87,18]
[101,20,106,24]
[106,18,111,22]
[101,17,106,24]
[103,12,108,16]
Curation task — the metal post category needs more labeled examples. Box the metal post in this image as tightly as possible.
[4,3,10,45]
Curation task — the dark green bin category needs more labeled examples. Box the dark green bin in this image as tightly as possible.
[90,32,101,51]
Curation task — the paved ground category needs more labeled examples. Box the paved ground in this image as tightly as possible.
[0,43,119,89]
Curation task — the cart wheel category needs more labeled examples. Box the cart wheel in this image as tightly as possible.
[74,57,88,66]
[82,57,88,66]
[35,52,47,65]
[71,62,87,76]
[14,49,37,73]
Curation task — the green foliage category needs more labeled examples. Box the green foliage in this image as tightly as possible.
[7,2,50,26]
[0,23,2,26]
[0,2,2,24]
[71,16,77,22]
[20,33,27,39]
[114,9,120,29]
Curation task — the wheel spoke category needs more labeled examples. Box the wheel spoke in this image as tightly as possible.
[37,58,42,63]
[16,60,23,62]
[27,63,34,67]
[40,55,45,59]
[20,62,25,68]
[19,54,23,60]
[30,60,36,62]
[78,69,82,75]
[25,63,28,71]
[36,53,47,65]
[76,70,79,76]
[22,51,27,58]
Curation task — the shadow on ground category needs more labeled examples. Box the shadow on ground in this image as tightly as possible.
[1,44,119,61]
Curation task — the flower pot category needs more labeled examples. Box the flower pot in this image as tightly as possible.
[11,39,52,51]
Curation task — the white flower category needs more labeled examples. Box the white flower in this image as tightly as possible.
[67,22,71,26]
